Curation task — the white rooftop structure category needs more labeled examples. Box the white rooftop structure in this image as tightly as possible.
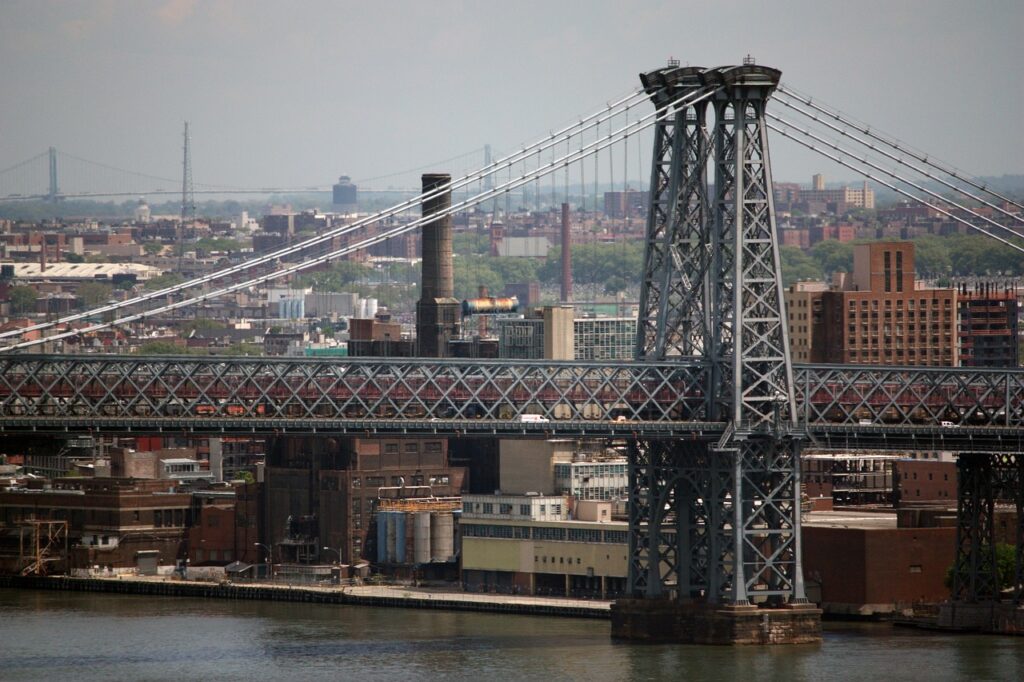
[10,262,163,281]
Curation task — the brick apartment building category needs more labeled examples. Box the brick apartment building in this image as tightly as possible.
[957,283,1019,367]
[786,241,957,366]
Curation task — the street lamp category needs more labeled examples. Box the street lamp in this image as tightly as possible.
[254,542,272,581]
[322,546,341,564]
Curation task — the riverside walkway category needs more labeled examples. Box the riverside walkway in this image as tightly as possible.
[0,575,611,619]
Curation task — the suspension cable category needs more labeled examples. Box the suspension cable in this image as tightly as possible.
[766,112,1024,248]
[3,87,719,352]
[776,84,1024,213]
[772,93,1024,226]
[0,88,651,342]
[766,119,1024,257]
[0,151,50,177]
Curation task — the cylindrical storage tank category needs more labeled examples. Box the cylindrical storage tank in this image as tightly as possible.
[461,296,519,316]
[414,512,432,564]
[366,298,378,319]
[385,511,398,563]
[395,512,407,563]
[376,512,388,563]
[357,298,368,319]
[430,512,454,562]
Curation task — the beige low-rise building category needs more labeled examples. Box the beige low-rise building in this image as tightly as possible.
[460,493,627,598]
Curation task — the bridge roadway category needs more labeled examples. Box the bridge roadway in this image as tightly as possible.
[0,355,1020,452]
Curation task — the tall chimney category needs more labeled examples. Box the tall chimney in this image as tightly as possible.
[416,173,460,357]
[560,202,572,303]
[420,173,453,300]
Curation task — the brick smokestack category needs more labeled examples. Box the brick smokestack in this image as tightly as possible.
[416,173,460,357]
[560,202,572,303]
[420,173,454,300]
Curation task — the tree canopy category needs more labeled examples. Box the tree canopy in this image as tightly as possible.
[7,285,38,314]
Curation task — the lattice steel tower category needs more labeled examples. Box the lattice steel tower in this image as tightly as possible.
[630,61,806,606]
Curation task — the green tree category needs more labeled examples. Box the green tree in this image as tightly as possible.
[945,543,1017,593]
[912,236,952,277]
[181,319,226,335]
[454,231,490,257]
[195,237,245,253]
[297,260,373,292]
[604,275,628,295]
[453,256,504,300]
[136,340,190,355]
[810,240,854,275]
[144,273,186,291]
[539,242,644,287]
[142,242,165,256]
[223,342,263,356]
[8,285,38,314]
[76,282,113,308]
[780,246,824,287]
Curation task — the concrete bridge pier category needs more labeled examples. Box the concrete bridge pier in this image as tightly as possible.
[610,599,821,645]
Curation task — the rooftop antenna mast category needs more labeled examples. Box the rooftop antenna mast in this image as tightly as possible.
[179,121,196,270]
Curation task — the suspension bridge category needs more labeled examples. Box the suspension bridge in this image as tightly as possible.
[0,143,454,203]
[0,60,1022,643]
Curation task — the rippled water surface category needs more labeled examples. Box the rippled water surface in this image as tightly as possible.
[1,589,1022,681]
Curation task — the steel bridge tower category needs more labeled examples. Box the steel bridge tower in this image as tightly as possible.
[47,147,58,203]
[620,60,816,641]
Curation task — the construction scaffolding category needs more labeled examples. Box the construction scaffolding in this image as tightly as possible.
[377,497,462,513]
[18,520,68,576]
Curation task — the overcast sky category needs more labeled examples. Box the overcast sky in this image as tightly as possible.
[1,0,1021,195]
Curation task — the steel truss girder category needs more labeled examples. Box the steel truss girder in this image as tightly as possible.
[0,355,708,423]
[796,364,1023,428]
[0,357,1022,436]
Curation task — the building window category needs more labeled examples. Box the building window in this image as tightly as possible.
[884,251,892,293]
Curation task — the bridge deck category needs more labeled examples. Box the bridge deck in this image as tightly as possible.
[0,356,1020,451]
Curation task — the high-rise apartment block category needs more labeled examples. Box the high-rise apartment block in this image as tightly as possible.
[957,283,1019,367]
[790,175,872,206]
[786,242,957,366]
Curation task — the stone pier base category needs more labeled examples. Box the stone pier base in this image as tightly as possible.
[938,601,1024,635]
[610,599,821,645]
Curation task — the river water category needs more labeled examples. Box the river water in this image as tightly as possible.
[0,589,1021,681]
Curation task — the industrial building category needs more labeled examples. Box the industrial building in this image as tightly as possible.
[460,495,628,597]
[375,496,459,574]
[263,435,465,569]
[0,477,194,574]
[496,309,636,361]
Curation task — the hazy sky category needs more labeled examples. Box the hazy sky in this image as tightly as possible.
[1,0,1021,195]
